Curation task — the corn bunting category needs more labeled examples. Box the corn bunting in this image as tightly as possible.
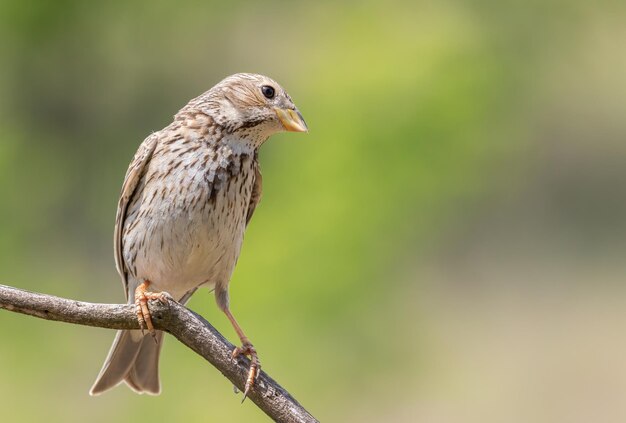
[90,73,307,399]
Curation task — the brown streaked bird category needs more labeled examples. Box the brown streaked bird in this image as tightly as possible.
[89,73,307,399]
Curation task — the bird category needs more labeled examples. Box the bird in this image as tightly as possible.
[89,73,307,399]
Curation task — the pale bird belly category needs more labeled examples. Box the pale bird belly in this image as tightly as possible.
[123,165,253,298]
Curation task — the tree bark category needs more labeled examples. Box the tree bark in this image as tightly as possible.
[0,283,318,423]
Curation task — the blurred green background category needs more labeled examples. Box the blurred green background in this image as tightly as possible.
[1,1,625,422]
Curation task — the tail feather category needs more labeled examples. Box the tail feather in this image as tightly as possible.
[125,331,163,394]
[89,330,164,396]
[90,288,195,396]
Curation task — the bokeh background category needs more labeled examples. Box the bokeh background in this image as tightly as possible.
[1,1,625,422]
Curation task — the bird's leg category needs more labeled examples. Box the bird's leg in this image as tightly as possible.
[223,307,260,401]
[134,280,169,339]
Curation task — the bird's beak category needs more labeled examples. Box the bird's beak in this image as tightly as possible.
[275,108,308,132]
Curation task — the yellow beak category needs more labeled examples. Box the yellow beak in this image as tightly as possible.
[275,108,308,132]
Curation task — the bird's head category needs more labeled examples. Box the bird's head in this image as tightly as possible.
[191,73,307,144]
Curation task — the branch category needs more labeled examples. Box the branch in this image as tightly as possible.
[0,283,318,423]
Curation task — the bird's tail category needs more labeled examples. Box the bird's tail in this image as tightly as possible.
[89,329,163,395]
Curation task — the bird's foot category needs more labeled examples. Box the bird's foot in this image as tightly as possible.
[134,281,169,339]
[232,342,260,402]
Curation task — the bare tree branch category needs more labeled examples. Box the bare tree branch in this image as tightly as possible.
[0,283,318,423]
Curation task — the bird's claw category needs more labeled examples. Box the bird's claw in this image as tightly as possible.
[134,282,170,341]
[232,343,260,402]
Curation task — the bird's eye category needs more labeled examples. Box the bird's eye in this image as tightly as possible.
[261,85,275,99]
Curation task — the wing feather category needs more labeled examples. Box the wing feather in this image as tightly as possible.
[246,159,263,226]
[114,134,159,299]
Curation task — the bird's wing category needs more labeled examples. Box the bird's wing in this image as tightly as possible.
[246,159,263,226]
[114,133,159,299]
